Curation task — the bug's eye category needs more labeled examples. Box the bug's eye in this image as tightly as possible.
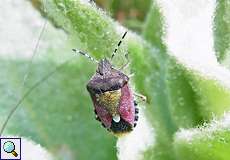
[96,69,103,75]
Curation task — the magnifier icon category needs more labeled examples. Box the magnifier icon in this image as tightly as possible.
[3,141,18,157]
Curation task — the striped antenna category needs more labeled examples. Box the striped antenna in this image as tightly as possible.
[111,31,128,60]
[72,49,98,63]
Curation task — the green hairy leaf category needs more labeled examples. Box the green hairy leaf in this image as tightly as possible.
[214,0,230,63]
[1,0,230,159]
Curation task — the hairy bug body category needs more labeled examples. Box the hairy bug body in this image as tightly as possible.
[87,59,137,134]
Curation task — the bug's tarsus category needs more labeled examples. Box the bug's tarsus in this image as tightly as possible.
[111,31,128,60]
[72,49,98,64]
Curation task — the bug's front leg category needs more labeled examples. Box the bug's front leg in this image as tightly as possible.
[119,53,130,71]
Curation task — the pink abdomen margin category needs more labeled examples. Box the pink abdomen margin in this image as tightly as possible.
[92,84,135,128]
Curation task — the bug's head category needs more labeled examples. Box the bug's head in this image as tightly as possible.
[86,63,129,95]
[97,58,113,76]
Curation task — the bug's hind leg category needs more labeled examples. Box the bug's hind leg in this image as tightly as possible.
[134,92,147,102]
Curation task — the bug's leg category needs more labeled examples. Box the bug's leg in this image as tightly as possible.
[128,73,135,78]
[120,53,135,78]
[119,53,130,71]
[120,62,130,71]
[134,92,147,102]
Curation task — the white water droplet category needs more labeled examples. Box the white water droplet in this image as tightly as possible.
[113,115,120,123]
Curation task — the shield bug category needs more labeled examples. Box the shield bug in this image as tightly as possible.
[72,31,146,135]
